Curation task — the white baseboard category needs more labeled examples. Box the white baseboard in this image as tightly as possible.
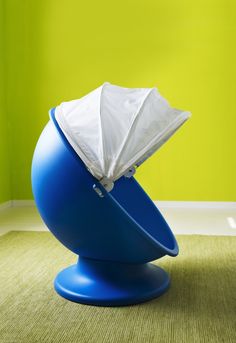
[3,200,236,210]
[11,200,35,207]
[0,200,236,236]
[155,201,236,210]
[0,201,12,212]
[0,200,35,210]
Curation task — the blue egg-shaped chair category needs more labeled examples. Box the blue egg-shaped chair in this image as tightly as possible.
[32,83,190,306]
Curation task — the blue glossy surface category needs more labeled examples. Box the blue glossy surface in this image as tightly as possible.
[54,257,170,306]
[31,108,179,305]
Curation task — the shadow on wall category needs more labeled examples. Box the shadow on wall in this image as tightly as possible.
[4,0,46,199]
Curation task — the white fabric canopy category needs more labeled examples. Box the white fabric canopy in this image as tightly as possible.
[55,82,190,188]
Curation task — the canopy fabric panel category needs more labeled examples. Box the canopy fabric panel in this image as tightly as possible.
[55,82,191,183]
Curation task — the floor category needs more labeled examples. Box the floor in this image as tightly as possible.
[0,204,235,342]
[1,232,235,343]
[0,204,236,236]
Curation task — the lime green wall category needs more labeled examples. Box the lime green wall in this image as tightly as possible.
[0,0,11,203]
[3,0,236,201]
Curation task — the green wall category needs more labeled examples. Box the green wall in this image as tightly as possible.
[2,0,236,201]
[0,0,11,203]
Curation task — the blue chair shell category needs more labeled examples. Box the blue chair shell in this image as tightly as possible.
[31,108,179,306]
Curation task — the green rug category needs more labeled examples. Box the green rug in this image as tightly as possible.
[0,232,235,343]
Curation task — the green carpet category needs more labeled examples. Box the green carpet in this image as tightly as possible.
[0,232,235,343]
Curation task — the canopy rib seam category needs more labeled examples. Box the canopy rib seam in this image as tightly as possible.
[113,111,190,181]
[108,88,155,179]
[98,83,107,175]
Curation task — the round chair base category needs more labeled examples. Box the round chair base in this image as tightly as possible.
[54,257,170,306]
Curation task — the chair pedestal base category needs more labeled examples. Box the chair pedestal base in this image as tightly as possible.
[54,257,170,306]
